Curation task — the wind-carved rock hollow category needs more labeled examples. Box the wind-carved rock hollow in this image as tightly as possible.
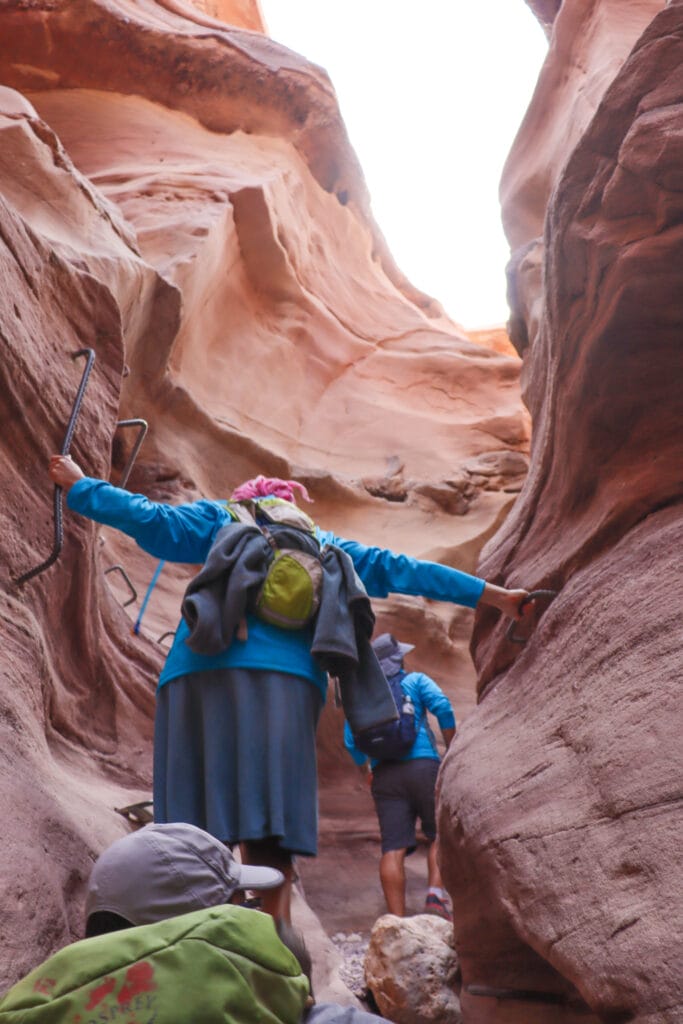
[0,2,680,1022]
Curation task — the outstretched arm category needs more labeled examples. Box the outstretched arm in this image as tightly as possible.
[319,529,530,618]
[48,455,226,563]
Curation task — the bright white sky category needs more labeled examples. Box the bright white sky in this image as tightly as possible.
[259,1,548,329]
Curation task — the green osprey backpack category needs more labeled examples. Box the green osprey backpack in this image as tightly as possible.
[227,497,325,630]
[0,905,309,1024]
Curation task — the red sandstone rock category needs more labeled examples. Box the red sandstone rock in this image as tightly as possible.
[503,0,666,250]
[0,184,160,983]
[467,326,520,358]
[0,1,528,990]
[525,1,562,35]
[440,3,683,1021]
[183,0,265,32]
[0,0,443,317]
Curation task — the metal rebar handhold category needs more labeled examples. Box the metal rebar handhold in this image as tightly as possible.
[104,564,138,607]
[506,589,559,645]
[115,418,148,489]
[14,348,96,586]
[466,982,569,1004]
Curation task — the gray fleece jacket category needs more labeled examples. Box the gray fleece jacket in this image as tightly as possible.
[181,522,397,733]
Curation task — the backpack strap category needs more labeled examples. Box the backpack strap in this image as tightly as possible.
[224,497,317,534]
[260,525,279,554]
[250,497,317,534]
[224,500,258,526]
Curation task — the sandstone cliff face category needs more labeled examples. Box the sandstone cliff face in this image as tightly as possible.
[439,2,682,1021]
[181,0,265,31]
[0,0,528,988]
[524,0,562,37]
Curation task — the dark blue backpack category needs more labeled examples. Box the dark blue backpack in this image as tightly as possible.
[353,672,418,761]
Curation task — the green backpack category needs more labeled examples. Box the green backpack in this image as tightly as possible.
[0,905,309,1024]
[226,497,325,630]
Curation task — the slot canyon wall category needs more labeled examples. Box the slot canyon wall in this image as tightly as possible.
[0,1,679,1020]
[0,0,529,994]
[438,1,682,1022]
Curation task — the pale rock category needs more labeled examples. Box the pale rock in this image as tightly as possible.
[365,914,461,1024]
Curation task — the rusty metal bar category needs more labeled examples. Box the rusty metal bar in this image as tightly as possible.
[14,348,96,586]
[115,418,148,489]
[466,983,567,1004]
[104,564,138,607]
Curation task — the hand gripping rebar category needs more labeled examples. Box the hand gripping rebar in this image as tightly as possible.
[506,589,558,644]
[14,348,96,586]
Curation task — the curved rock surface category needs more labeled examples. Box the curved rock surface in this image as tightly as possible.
[176,0,265,31]
[0,168,159,983]
[0,0,528,991]
[525,0,562,36]
[502,0,665,250]
[440,3,683,1021]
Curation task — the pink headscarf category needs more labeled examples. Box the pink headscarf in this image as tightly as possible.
[230,475,312,505]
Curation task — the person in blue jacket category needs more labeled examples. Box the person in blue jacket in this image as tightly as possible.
[344,633,457,921]
[49,455,530,923]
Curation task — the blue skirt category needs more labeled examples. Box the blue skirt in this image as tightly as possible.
[153,668,323,856]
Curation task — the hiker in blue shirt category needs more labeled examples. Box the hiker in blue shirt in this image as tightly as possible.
[49,455,531,925]
[344,633,456,921]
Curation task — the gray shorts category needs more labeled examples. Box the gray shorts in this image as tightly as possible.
[370,758,440,854]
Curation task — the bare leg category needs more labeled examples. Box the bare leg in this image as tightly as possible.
[241,839,294,923]
[379,848,407,916]
[427,840,444,889]
[424,840,452,920]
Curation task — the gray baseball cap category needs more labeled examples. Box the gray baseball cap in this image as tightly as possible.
[371,633,415,660]
[86,822,284,927]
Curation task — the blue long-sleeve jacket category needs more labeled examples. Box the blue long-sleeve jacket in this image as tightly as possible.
[67,478,486,699]
[344,670,456,767]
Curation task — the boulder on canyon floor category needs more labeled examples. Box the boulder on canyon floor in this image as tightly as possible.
[365,914,461,1024]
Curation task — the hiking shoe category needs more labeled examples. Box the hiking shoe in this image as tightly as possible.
[424,893,452,921]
